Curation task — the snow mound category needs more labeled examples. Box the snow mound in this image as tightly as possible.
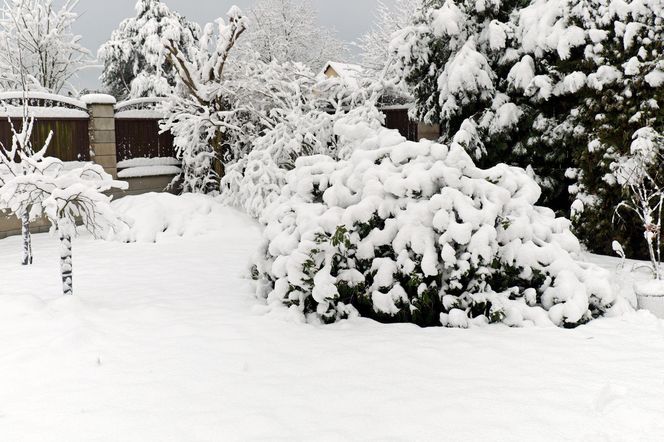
[253,123,626,328]
[110,193,242,242]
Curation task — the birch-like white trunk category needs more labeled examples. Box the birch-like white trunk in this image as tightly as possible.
[21,211,32,266]
[59,232,73,296]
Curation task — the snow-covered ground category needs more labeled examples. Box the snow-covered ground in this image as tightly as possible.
[0,194,663,441]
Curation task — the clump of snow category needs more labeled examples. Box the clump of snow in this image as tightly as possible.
[253,123,625,327]
[117,157,182,179]
[117,165,181,179]
[117,157,180,168]
[80,94,117,105]
[0,105,88,119]
[645,69,664,88]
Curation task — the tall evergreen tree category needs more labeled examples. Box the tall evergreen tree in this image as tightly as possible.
[392,0,663,256]
[98,0,200,99]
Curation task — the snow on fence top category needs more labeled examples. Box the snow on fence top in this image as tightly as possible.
[0,91,89,118]
[115,97,167,119]
[80,94,117,105]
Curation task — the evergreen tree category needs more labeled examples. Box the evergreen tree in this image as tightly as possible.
[392,0,663,256]
[98,0,200,99]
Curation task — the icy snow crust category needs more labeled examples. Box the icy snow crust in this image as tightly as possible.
[0,194,662,440]
[254,124,625,327]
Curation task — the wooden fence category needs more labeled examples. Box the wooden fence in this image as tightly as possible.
[0,118,90,161]
[114,97,175,161]
[382,107,419,141]
[115,119,175,161]
[0,92,91,161]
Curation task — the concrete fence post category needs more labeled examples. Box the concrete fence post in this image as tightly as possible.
[82,94,118,178]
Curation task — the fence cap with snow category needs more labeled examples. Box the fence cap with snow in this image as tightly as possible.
[81,94,117,105]
[0,91,89,118]
[115,97,168,119]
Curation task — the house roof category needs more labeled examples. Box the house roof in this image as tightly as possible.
[320,61,365,89]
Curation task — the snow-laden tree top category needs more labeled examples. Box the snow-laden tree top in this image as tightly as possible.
[243,0,346,71]
[0,0,92,94]
[98,0,200,99]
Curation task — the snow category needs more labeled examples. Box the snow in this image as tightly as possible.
[114,97,168,110]
[117,157,182,178]
[0,91,87,109]
[645,69,664,88]
[0,105,89,119]
[0,193,663,440]
[80,94,117,105]
[117,165,181,178]
[322,61,364,80]
[115,109,165,119]
[634,279,664,297]
[117,157,180,168]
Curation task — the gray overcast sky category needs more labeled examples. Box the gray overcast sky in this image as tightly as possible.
[71,0,388,91]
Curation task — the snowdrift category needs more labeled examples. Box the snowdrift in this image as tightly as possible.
[253,123,626,327]
[110,192,240,242]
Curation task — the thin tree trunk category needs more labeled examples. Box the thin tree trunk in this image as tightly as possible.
[21,211,32,266]
[59,232,73,296]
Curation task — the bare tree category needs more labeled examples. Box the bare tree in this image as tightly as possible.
[245,0,345,70]
[0,0,92,93]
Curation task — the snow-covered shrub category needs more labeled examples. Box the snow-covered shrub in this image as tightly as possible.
[220,76,385,220]
[253,123,621,328]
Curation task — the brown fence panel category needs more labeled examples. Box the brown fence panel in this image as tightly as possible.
[115,119,176,161]
[0,118,90,161]
[382,108,418,142]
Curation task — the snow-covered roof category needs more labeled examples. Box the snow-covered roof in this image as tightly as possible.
[322,61,364,80]
[320,61,365,90]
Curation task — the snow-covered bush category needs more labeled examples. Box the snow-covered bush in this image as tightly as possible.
[98,0,200,99]
[0,0,92,93]
[253,123,621,328]
[220,75,385,220]
[0,160,127,295]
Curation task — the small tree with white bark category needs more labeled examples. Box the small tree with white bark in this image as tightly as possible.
[0,161,127,295]
[0,100,55,265]
[613,128,664,280]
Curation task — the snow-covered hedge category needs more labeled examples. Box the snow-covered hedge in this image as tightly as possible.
[252,123,623,328]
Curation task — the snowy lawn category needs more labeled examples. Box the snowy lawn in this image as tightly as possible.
[0,195,663,441]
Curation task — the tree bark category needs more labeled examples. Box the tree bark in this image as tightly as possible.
[59,232,73,296]
[21,211,32,266]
